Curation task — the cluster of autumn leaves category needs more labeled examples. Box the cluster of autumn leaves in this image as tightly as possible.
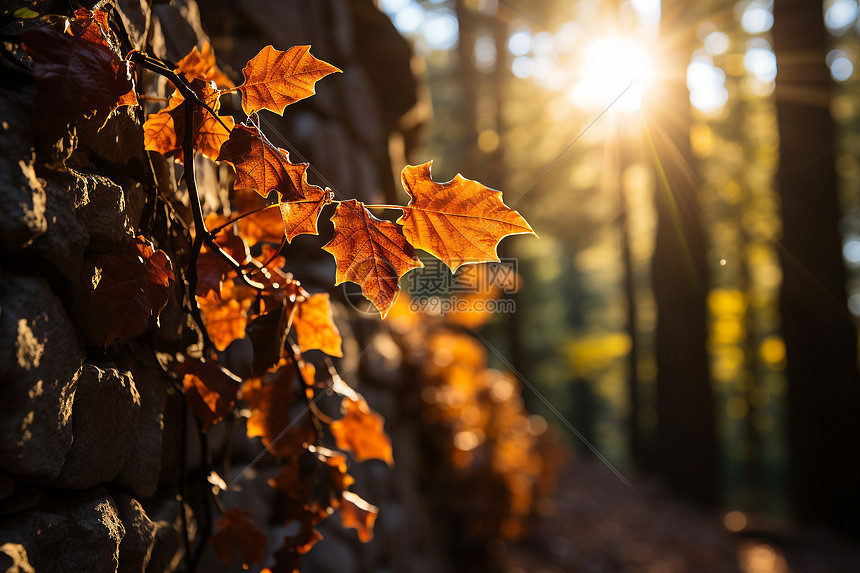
[20,6,538,571]
[384,293,559,544]
[422,331,554,541]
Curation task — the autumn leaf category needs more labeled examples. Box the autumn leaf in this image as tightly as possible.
[208,508,266,567]
[265,448,359,572]
[232,182,329,246]
[330,396,394,465]
[279,181,330,243]
[321,449,355,493]
[238,45,341,116]
[246,298,291,377]
[269,448,351,508]
[195,215,252,298]
[72,7,111,45]
[281,523,324,556]
[323,200,423,318]
[176,42,234,88]
[176,358,240,432]
[94,235,174,347]
[237,205,286,246]
[298,359,317,403]
[217,123,307,202]
[293,293,343,357]
[397,162,536,271]
[269,523,323,573]
[143,78,234,163]
[21,8,137,128]
[254,244,288,275]
[243,358,314,458]
[195,244,229,299]
[339,491,378,543]
[197,283,252,351]
[142,92,182,159]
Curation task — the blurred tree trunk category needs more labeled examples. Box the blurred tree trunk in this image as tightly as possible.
[772,0,860,535]
[619,138,645,470]
[491,14,527,377]
[455,0,478,168]
[650,0,718,504]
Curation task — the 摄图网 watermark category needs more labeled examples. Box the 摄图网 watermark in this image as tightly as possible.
[342,258,520,316]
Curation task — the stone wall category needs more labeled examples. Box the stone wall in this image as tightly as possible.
[0,1,449,571]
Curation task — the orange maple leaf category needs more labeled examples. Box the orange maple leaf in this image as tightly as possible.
[217,122,307,202]
[330,396,394,465]
[293,293,343,357]
[397,162,536,271]
[339,491,379,543]
[208,508,266,567]
[176,42,234,88]
[176,359,240,432]
[231,178,329,245]
[238,45,341,115]
[197,283,252,351]
[279,184,330,243]
[323,200,423,318]
[236,205,285,246]
[143,78,234,163]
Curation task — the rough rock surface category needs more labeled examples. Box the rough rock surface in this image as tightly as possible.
[114,492,158,573]
[0,87,46,252]
[24,173,90,284]
[115,346,169,498]
[0,489,125,572]
[71,172,136,250]
[55,365,142,489]
[0,273,82,480]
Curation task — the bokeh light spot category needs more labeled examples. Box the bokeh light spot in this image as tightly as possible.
[724,510,747,532]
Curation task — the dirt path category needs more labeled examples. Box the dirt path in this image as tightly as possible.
[500,456,860,573]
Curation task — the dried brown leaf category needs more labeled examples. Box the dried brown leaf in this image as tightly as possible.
[322,200,423,318]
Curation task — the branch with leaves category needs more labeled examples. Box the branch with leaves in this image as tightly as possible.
[19,6,535,571]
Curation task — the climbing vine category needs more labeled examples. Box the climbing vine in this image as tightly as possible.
[18,5,535,571]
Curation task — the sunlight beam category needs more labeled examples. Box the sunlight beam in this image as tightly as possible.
[570,37,654,112]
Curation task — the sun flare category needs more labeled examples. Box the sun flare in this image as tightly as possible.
[570,37,654,112]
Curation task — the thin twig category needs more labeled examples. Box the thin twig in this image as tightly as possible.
[186,233,213,350]
[287,340,326,439]
[259,234,288,269]
[362,204,405,210]
[129,52,231,132]
[208,203,277,235]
